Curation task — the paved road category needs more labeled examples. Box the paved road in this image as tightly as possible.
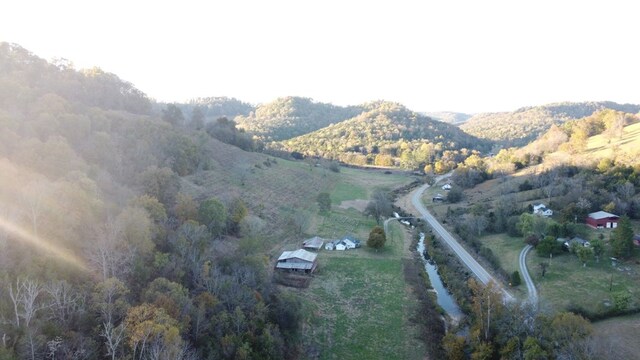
[410,176,514,301]
[519,245,538,306]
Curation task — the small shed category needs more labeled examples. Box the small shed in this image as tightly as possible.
[276,249,318,273]
[302,236,324,251]
[586,211,619,229]
[325,242,335,251]
[433,194,445,203]
[335,242,347,251]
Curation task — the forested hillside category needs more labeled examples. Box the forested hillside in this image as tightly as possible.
[461,101,640,147]
[0,43,319,359]
[275,101,491,171]
[234,96,361,141]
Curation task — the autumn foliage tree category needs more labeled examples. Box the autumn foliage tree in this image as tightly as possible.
[367,226,386,251]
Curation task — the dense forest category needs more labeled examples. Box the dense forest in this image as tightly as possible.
[0,42,309,359]
[460,101,640,147]
[274,101,492,171]
[234,97,362,141]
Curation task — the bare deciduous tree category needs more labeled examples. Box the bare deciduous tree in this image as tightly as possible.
[86,219,133,281]
[8,277,45,328]
[21,180,49,237]
[45,280,85,326]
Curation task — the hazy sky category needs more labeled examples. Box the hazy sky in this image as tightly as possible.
[2,0,638,113]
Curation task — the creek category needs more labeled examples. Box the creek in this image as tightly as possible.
[418,232,463,321]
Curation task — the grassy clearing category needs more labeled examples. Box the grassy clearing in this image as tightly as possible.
[330,182,367,203]
[297,205,424,359]
[477,233,529,298]
[478,234,524,275]
[592,313,640,359]
[583,121,640,160]
[265,165,421,358]
[313,208,377,242]
[477,231,640,315]
[526,250,640,314]
[302,221,423,360]
[336,168,411,200]
[305,257,411,360]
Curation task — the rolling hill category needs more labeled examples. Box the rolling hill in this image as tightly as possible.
[234,96,362,141]
[275,101,491,168]
[461,101,640,147]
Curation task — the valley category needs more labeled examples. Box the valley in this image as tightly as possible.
[0,41,639,359]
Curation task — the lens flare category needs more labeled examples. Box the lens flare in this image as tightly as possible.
[0,215,88,271]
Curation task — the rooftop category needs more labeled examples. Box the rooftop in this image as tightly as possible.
[588,211,619,220]
[303,236,324,249]
[278,249,317,263]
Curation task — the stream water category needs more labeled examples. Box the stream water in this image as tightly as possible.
[417,232,463,321]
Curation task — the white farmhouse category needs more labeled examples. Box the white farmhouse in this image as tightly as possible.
[533,204,553,217]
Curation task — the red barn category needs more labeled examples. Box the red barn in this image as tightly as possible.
[586,211,619,229]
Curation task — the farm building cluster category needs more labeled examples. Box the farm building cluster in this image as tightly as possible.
[275,236,362,275]
[325,236,361,251]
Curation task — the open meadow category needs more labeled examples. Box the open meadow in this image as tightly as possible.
[268,166,424,359]
[297,221,425,360]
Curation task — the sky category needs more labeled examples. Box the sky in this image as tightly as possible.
[1,0,638,113]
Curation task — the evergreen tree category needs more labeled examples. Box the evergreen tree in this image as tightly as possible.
[511,271,521,286]
[611,216,634,258]
[316,192,331,213]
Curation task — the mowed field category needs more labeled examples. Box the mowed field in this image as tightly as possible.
[275,167,424,359]
[299,221,425,360]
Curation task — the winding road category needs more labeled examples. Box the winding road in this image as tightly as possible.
[519,245,538,305]
[408,176,515,301]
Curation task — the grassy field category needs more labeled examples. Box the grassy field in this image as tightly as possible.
[476,231,640,314]
[592,313,640,359]
[580,121,640,163]
[526,248,640,314]
[333,167,411,203]
[477,233,529,298]
[296,217,425,359]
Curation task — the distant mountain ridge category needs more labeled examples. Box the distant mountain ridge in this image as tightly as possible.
[423,111,472,125]
[185,96,253,120]
[460,101,640,147]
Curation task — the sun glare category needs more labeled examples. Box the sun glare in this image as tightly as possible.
[0,215,88,272]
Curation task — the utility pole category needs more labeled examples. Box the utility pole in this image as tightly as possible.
[609,274,613,292]
[486,294,491,341]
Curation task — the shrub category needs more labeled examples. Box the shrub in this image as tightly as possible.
[511,271,521,286]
